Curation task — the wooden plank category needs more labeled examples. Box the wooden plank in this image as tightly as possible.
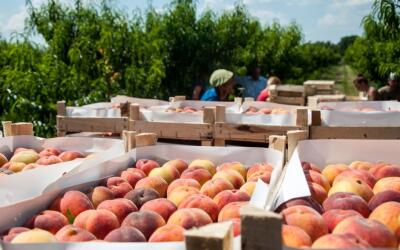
[308,95,346,109]
[201,140,213,146]
[215,106,226,123]
[2,121,12,137]
[135,133,158,147]
[57,101,66,116]
[129,103,140,120]
[287,130,309,160]
[310,126,400,139]
[10,123,34,136]
[57,116,129,133]
[185,221,233,250]
[268,135,287,161]
[270,96,305,106]
[296,108,308,127]
[311,110,322,126]
[203,107,215,124]
[122,130,137,152]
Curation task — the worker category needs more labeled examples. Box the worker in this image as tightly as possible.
[201,69,235,101]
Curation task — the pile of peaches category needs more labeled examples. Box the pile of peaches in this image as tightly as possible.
[165,107,200,113]
[4,159,274,243]
[0,147,85,174]
[245,107,291,115]
[278,161,400,249]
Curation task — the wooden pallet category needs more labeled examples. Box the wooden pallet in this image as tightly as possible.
[310,110,400,139]
[268,85,306,106]
[213,106,309,146]
[304,80,335,95]
[307,94,346,109]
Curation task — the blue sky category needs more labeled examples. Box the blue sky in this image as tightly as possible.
[0,0,373,43]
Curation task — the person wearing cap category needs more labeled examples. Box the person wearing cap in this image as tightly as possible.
[200,69,235,101]
[353,74,379,101]
[378,72,400,101]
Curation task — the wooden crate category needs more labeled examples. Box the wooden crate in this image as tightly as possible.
[213,105,309,146]
[307,94,346,109]
[310,110,400,139]
[269,85,306,106]
[304,80,335,95]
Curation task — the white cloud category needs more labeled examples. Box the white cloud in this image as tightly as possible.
[332,0,373,7]
[2,7,27,35]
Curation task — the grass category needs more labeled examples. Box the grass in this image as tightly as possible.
[319,63,359,96]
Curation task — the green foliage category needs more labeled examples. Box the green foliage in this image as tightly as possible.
[0,0,340,137]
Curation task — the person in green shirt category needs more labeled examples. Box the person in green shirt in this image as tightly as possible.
[378,72,400,101]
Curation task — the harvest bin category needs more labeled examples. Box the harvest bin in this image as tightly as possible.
[0,133,284,250]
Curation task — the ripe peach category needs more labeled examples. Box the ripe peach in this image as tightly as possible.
[48,196,62,211]
[22,163,40,171]
[276,197,324,214]
[247,163,273,180]
[27,210,68,234]
[305,170,331,192]
[240,182,256,197]
[311,233,371,249]
[120,168,146,187]
[39,148,61,157]
[60,190,94,217]
[281,205,328,241]
[0,153,8,167]
[97,198,138,223]
[107,177,133,198]
[218,201,248,222]
[200,178,234,198]
[321,164,349,184]
[213,190,250,211]
[369,164,400,180]
[149,224,185,242]
[167,186,200,206]
[124,188,159,208]
[282,224,312,248]
[212,169,245,189]
[3,227,30,242]
[179,194,219,222]
[167,178,201,196]
[122,210,166,240]
[162,159,188,174]
[136,159,160,175]
[55,225,96,242]
[11,229,57,243]
[349,161,373,171]
[10,150,40,164]
[188,159,216,175]
[301,162,321,173]
[104,226,146,242]
[308,182,327,204]
[328,179,373,202]
[322,192,370,217]
[247,170,271,183]
[89,186,115,208]
[333,216,397,248]
[149,165,180,184]
[373,177,400,194]
[36,155,62,165]
[368,190,400,210]
[369,201,400,238]
[13,147,32,154]
[59,151,84,161]
[333,169,377,188]
[135,176,168,198]
[217,162,247,180]
[140,198,177,221]
[259,108,272,114]
[73,209,120,239]
[167,208,212,229]
[322,209,362,232]
[181,167,212,186]
[8,162,26,172]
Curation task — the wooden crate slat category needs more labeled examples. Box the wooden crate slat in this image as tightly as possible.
[269,96,305,106]
[310,126,400,139]
[57,116,129,133]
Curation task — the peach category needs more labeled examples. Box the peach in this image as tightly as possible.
[333,216,397,248]
[22,163,41,171]
[276,197,324,214]
[305,170,331,192]
[36,155,62,165]
[27,210,68,234]
[301,162,322,173]
[140,198,177,221]
[311,233,371,249]
[322,209,362,232]
[213,190,250,211]
[10,150,40,164]
[212,169,245,189]
[104,226,146,242]
[55,225,96,242]
[0,153,8,167]
[217,162,247,180]
[8,162,26,172]
[181,167,212,186]
[120,168,146,187]
[39,148,61,157]
[323,192,370,217]
[200,178,234,198]
[90,186,115,208]
[218,201,248,222]
[59,151,84,161]
[369,164,400,180]
[162,159,188,174]
[149,165,180,184]
[308,182,327,204]
[240,182,256,196]
[136,159,160,175]
[281,205,328,241]
[3,227,30,242]
[48,196,62,211]
[369,201,400,238]
[73,209,120,239]
[282,224,312,248]
[247,163,273,180]
[349,160,374,171]
[122,210,166,240]
[373,177,400,194]
[60,190,94,217]
[135,176,168,197]
[11,229,57,243]
[97,198,138,223]
[149,224,185,242]
[188,159,216,175]
[167,178,201,196]
[124,188,159,208]
[167,186,200,206]
[167,208,212,229]
[368,190,400,210]
[179,194,219,222]
[328,179,373,202]
[333,169,377,188]
[259,108,272,114]
[13,147,32,154]
[321,164,349,184]
[247,170,271,183]
[107,177,133,198]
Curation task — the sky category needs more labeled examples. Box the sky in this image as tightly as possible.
[0,0,374,43]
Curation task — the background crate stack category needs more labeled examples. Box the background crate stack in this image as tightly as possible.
[268,85,306,106]
[304,80,335,95]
